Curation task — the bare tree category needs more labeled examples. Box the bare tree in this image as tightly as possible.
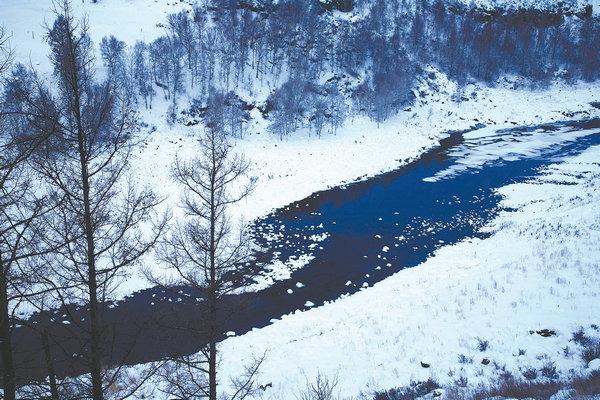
[297,373,341,400]
[0,117,50,400]
[0,31,64,400]
[149,124,261,400]
[0,27,13,76]
[16,3,166,399]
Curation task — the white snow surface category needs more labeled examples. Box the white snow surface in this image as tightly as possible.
[2,0,192,74]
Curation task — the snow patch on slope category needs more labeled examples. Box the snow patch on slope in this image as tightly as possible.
[1,0,192,73]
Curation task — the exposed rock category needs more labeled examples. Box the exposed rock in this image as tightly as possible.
[529,328,557,337]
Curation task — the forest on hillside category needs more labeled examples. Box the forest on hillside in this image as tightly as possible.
[6,0,598,138]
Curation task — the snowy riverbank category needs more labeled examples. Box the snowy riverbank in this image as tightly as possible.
[206,128,600,400]
[123,77,600,297]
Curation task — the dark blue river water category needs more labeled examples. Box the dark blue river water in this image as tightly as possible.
[11,117,600,382]
[248,118,600,305]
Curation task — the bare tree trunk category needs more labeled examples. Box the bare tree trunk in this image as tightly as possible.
[41,329,60,400]
[208,289,217,400]
[68,25,104,400]
[209,157,217,400]
[81,159,104,400]
[0,256,16,400]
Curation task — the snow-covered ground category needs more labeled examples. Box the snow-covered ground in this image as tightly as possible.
[206,132,600,400]
[2,0,192,74]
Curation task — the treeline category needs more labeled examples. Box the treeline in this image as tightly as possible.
[89,0,598,137]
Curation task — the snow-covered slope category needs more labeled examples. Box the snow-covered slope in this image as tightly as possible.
[1,0,192,73]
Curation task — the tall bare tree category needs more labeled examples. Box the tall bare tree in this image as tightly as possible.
[0,28,55,400]
[0,102,47,400]
[149,124,261,400]
[1,34,87,400]
[18,3,166,399]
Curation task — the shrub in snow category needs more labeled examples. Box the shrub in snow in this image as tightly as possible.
[540,361,559,380]
[522,367,538,381]
[582,341,600,364]
[475,337,489,352]
[372,378,439,400]
[297,373,340,400]
[572,327,593,347]
[457,354,473,364]
[454,376,468,388]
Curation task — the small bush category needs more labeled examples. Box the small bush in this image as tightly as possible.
[498,369,514,382]
[522,367,538,380]
[373,378,440,400]
[540,361,559,380]
[582,341,600,363]
[454,376,468,388]
[458,354,473,364]
[475,337,489,352]
[297,373,340,400]
[572,327,592,346]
